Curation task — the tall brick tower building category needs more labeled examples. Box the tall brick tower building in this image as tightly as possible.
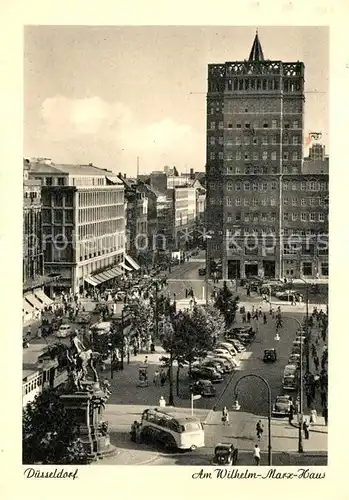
[206,31,306,280]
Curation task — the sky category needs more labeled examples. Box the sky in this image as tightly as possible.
[24,26,329,176]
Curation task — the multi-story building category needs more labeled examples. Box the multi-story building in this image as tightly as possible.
[307,143,327,161]
[171,185,197,250]
[205,31,328,280]
[28,160,128,294]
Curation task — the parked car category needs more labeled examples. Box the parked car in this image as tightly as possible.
[198,268,206,276]
[206,356,234,373]
[200,360,227,374]
[190,379,216,397]
[191,366,223,383]
[295,335,306,343]
[56,324,72,338]
[282,364,299,391]
[272,395,292,416]
[288,353,301,366]
[263,348,277,362]
[212,443,238,465]
[213,348,235,359]
[216,343,238,356]
[207,353,237,369]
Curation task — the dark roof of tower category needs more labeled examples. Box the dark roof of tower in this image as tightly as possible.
[249,31,264,61]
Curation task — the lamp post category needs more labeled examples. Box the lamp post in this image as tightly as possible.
[282,315,304,453]
[293,277,310,373]
[232,374,272,466]
[204,233,213,305]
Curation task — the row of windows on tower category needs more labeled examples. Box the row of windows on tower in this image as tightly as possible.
[208,120,300,130]
[210,196,327,208]
[223,165,299,175]
[223,210,326,223]
[208,135,301,146]
[220,78,302,92]
[209,180,328,192]
[209,151,301,161]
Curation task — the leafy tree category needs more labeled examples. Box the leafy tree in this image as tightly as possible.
[23,388,89,465]
[204,304,226,342]
[214,281,240,326]
[127,297,155,341]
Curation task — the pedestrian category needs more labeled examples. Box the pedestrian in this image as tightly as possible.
[222,406,229,425]
[185,288,188,298]
[247,287,251,297]
[322,406,328,426]
[303,419,310,439]
[160,369,166,387]
[310,408,317,425]
[242,313,246,324]
[247,311,251,323]
[263,313,267,324]
[144,355,148,364]
[288,401,294,424]
[256,420,264,440]
[258,306,262,317]
[314,355,320,372]
[153,369,160,386]
[253,444,261,466]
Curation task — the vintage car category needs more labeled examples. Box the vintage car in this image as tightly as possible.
[198,268,206,276]
[288,353,301,366]
[191,366,223,383]
[212,443,238,465]
[272,395,292,416]
[263,348,277,362]
[190,379,216,397]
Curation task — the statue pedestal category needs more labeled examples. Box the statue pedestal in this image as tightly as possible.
[60,381,116,461]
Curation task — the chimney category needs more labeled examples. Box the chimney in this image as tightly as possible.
[124,173,127,179]
[118,172,122,178]
[89,162,93,166]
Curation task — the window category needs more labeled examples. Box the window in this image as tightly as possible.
[271,136,277,145]
[218,152,224,160]
[218,121,224,130]
[261,213,267,221]
[292,213,298,221]
[319,182,326,191]
[283,198,289,205]
[245,166,251,174]
[244,136,250,145]
[292,136,299,145]
[291,182,297,191]
[226,165,233,174]
[57,177,65,186]
[261,199,267,206]
[253,166,259,175]
[285,122,290,129]
[226,197,232,206]
[284,136,289,145]
[319,213,325,222]
[301,198,306,206]
[244,181,250,191]
[308,181,317,191]
[262,151,268,160]
[292,198,297,206]
[210,122,215,130]
[235,167,241,174]
[245,122,250,128]
[301,213,307,221]
[235,212,241,222]
[244,214,250,222]
[262,136,268,145]
[300,181,306,191]
[252,181,258,191]
[262,182,268,191]
[226,152,233,160]
[236,122,242,128]
[235,198,241,206]
[227,181,233,191]
[272,119,277,128]
[283,213,289,221]
[270,198,276,206]
[272,166,278,174]
[253,138,258,145]
[253,152,259,160]
[244,153,249,160]
[263,121,269,128]
[236,137,241,145]
[292,167,298,174]
[292,151,298,161]
[235,182,241,191]
[226,137,233,146]
[45,177,53,186]
[293,120,299,129]
[283,152,289,160]
[209,137,215,145]
[310,212,316,222]
[209,152,215,160]
[271,152,277,160]
[310,198,316,206]
[244,198,249,206]
[283,181,289,191]
[252,198,258,206]
[271,181,277,190]
[236,152,241,160]
[218,136,224,145]
[227,122,233,129]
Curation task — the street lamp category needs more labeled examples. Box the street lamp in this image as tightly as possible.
[232,374,272,466]
[282,315,304,454]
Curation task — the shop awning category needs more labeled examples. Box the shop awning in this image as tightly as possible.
[125,254,140,271]
[109,266,123,278]
[23,299,33,314]
[84,276,99,287]
[24,293,44,311]
[120,262,132,272]
[34,289,53,306]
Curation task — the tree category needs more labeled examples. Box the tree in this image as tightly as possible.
[127,298,155,342]
[23,388,89,465]
[214,281,240,326]
[204,304,226,342]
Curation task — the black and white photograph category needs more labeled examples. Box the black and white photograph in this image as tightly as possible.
[21,25,329,468]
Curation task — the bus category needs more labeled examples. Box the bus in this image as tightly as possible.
[282,364,298,391]
[139,408,205,451]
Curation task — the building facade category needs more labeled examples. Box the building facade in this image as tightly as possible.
[171,185,197,250]
[28,161,126,294]
[205,32,328,280]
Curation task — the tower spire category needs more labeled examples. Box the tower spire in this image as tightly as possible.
[249,30,264,61]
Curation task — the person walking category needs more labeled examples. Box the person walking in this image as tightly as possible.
[222,406,229,425]
[256,420,264,440]
[303,419,310,439]
[322,406,328,426]
[310,408,317,425]
[153,369,160,386]
[288,401,294,424]
[253,444,261,465]
[263,313,267,324]
[160,369,166,387]
[247,311,251,323]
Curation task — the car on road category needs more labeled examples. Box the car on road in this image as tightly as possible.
[198,268,206,276]
[272,395,292,416]
[191,366,223,383]
[212,443,238,465]
[190,379,216,397]
[263,348,277,362]
[288,353,301,366]
[56,324,72,338]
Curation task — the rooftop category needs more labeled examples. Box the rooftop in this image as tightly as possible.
[29,161,114,177]
[249,30,264,62]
